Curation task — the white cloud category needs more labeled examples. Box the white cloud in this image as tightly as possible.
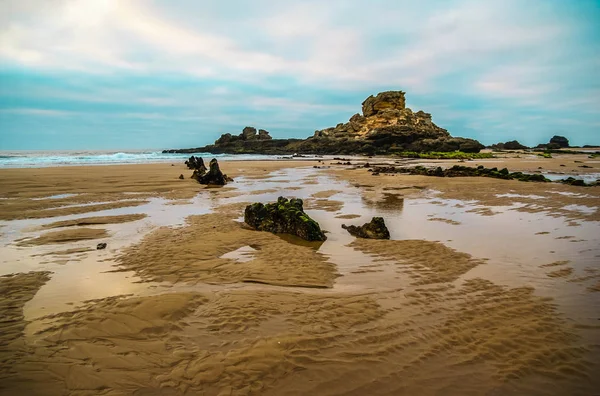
[0,108,73,116]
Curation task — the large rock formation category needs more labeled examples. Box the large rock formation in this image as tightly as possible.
[163,91,484,155]
[244,197,327,241]
[309,91,482,153]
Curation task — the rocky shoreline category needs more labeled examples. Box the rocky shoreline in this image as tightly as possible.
[163,91,484,155]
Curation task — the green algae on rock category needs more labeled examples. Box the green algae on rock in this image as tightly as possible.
[342,217,390,239]
[244,197,327,241]
[371,165,551,183]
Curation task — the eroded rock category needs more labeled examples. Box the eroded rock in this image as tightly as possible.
[185,156,206,173]
[342,217,390,239]
[244,197,327,241]
[197,158,231,185]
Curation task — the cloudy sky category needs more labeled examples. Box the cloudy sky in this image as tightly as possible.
[0,0,599,150]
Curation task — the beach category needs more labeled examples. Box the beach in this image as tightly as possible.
[1,153,599,395]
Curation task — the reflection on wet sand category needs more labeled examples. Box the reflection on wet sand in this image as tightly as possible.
[0,159,599,395]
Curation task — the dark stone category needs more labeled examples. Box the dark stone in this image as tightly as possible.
[244,197,327,241]
[258,129,272,140]
[97,243,107,250]
[178,174,185,179]
[342,217,390,239]
[185,155,206,174]
[197,158,230,185]
[550,135,569,148]
[242,126,258,140]
[372,164,551,183]
[560,177,586,187]
[489,140,529,150]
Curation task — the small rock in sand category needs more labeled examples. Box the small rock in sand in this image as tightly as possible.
[97,243,107,250]
[342,217,390,239]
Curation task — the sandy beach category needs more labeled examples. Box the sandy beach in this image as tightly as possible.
[1,153,599,395]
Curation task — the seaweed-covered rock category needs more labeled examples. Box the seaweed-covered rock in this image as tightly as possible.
[371,164,551,183]
[197,158,230,185]
[244,197,327,241]
[559,177,597,187]
[342,217,390,239]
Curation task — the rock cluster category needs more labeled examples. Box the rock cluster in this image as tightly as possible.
[536,135,570,150]
[163,90,485,155]
[196,158,231,185]
[371,165,550,182]
[216,127,272,145]
[489,140,529,150]
[310,91,483,153]
[184,157,231,185]
[342,217,390,239]
[244,197,327,241]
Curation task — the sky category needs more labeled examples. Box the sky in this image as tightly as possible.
[0,0,599,150]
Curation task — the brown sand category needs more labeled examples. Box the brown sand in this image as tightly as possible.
[0,158,598,395]
[331,154,600,222]
[304,198,345,212]
[335,214,362,219]
[0,161,310,221]
[428,217,461,225]
[0,272,51,388]
[114,203,337,288]
[40,213,147,229]
[1,276,591,395]
[311,190,342,199]
[351,239,485,285]
[16,228,109,246]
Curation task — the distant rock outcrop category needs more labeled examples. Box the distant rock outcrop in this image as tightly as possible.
[490,140,529,150]
[536,135,570,150]
[307,91,483,153]
[244,197,327,241]
[550,135,569,148]
[163,91,484,155]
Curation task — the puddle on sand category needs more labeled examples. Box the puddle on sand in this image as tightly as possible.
[32,193,79,200]
[1,193,218,324]
[2,166,599,332]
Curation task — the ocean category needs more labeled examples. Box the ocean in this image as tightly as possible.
[0,150,280,168]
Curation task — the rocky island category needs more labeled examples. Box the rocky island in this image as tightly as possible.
[163,91,484,155]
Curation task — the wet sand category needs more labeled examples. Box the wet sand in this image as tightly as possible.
[0,155,599,395]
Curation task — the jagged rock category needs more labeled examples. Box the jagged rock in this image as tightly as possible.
[242,126,258,140]
[215,133,235,145]
[362,91,406,117]
[342,217,390,239]
[258,129,272,140]
[490,140,529,150]
[96,243,107,250]
[164,91,483,155]
[185,156,206,173]
[244,197,327,241]
[550,135,569,148]
[197,158,230,185]
[178,174,184,180]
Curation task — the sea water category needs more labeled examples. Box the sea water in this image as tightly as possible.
[0,150,279,168]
